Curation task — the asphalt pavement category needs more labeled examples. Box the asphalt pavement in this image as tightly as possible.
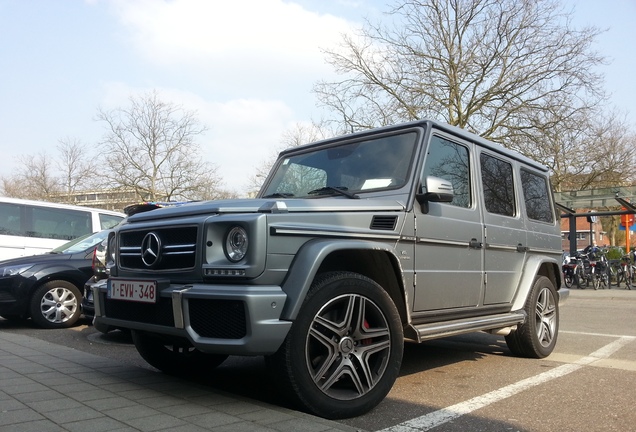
[0,331,363,432]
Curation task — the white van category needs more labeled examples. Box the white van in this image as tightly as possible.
[0,197,125,260]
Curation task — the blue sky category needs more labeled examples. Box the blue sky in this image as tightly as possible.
[0,0,634,196]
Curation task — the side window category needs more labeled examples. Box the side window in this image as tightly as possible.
[421,135,471,208]
[0,203,23,236]
[521,169,554,223]
[30,207,91,240]
[480,153,515,217]
[99,213,124,230]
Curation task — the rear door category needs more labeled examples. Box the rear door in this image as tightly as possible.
[478,151,527,305]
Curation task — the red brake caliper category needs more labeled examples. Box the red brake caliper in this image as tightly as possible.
[361,319,372,346]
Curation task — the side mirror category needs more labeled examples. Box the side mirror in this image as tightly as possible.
[416,176,454,212]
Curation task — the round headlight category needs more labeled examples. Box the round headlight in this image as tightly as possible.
[225,226,248,262]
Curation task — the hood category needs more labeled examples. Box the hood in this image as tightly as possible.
[0,252,73,267]
[126,198,406,223]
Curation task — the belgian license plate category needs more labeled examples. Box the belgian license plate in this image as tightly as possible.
[108,279,157,303]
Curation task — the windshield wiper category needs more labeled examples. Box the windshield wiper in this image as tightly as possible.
[307,186,359,199]
[262,192,295,198]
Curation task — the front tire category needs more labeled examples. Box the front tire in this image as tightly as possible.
[505,276,559,359]
[29,280,82,329]
[268,271,404,419]
[132,331,228,375]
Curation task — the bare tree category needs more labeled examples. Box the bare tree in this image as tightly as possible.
[247,122,333,195]
[1,152,61,200]
[528,110,636,192]
[314,0,622,179]
[96,90,224,201]
[57,137,96,194]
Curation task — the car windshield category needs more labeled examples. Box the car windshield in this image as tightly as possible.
[50,230,110,254]
[260,131,418,198]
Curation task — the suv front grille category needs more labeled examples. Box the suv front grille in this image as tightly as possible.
[119,226,197,270]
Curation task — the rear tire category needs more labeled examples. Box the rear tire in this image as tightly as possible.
[505,276,559,359]
[132,331,228,375]
[268,271,403,419]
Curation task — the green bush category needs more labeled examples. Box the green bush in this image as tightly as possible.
[606,247,624,260]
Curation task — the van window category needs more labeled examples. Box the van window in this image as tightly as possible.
[0,202,21,235]
[31,207,92,240]
[422,136,471,208]
[521,169,554,223]
[480,153,515,217]
[100,213,123,230]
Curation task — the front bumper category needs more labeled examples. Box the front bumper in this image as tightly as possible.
[93,282,291,356]
[82,277,106,319]
[0,276,31,317]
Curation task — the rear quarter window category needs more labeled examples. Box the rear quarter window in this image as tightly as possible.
[521,169,554,223]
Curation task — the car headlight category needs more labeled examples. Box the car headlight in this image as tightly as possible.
[224,226,248,262]
[0,264,34,277]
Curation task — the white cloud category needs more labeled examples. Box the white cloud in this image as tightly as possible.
[98,0,357,195]
[112,0,352,72]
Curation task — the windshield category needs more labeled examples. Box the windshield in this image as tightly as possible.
[50,230,110,254]
[260,131,418,198]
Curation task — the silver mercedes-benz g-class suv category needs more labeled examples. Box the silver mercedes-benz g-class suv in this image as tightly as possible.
[93,119,567,419]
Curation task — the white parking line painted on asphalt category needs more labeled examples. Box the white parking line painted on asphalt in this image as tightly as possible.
[380,336,635,432]
[560,330,636,338]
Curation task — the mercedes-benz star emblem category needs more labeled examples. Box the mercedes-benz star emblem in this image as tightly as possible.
[141,232,161,267]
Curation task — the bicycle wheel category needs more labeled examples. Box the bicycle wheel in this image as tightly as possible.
[601,273,608,289]
[615,267,624,287]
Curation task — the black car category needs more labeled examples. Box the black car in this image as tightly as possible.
[0,230,109,329]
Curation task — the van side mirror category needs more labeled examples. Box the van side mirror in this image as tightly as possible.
[416,176,454,212]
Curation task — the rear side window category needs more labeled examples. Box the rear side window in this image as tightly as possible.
[521,169,554,223]
[100,213,124,229]
[480,153,515,217]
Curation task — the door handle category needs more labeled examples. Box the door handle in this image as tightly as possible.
[469,238,483,249]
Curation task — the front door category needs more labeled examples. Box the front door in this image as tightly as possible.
[413,133,484,312]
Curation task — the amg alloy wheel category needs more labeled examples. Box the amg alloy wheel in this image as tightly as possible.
[269,271,403,419]
[505,276,558,359]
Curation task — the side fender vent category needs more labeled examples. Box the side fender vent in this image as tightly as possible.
[370,215,398,231]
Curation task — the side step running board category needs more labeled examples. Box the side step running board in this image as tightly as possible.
[405,311,527,343]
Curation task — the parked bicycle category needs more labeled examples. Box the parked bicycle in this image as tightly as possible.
[590,251,609,290]
[562,253,577,288]
[567,246,609,290]
[615,254,634,289]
